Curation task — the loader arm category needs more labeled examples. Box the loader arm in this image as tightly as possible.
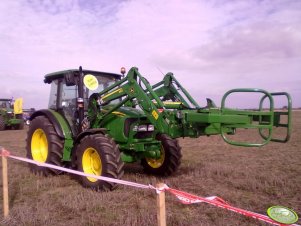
[150,73,200,109]
[92,67,170,134]
[90,67,292,147]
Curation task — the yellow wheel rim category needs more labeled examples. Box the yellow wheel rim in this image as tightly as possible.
[146,145,165,168]
[82,148,102,182]
[31,129,48,163]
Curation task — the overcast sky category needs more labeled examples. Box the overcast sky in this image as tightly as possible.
[0,0,300,109]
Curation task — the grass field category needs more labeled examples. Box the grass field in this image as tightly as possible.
[0,111,300,226]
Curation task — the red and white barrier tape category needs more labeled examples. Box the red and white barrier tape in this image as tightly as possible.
[164,187,299,226]
[0,148,153,190]
[0,148,299,226]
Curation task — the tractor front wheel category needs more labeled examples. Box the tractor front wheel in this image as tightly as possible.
[75,134,124,191]
[26,115,64,175]
[141,134,182,176]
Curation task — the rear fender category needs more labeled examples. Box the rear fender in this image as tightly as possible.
[30,109,66,138]
[30,109,74,161]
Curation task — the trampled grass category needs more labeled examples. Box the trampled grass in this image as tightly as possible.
[0,111,300,225]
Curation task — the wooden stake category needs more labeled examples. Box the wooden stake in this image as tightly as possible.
[156,183,166,226]
[2,154,9,217]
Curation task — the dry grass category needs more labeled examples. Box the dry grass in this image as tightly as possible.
[0,111,300,226]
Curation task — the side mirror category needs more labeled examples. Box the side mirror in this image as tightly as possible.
[64,72,77,86]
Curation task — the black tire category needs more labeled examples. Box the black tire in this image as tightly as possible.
[18,121,24,130]
[26,115,64,176]
[75,134,124,191]
[0,116,5,131]
[141,134,182,176]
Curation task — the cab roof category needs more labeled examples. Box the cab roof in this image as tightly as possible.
[44,69,122,84]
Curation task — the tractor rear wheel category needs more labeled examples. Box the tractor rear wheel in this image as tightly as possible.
[141,134,182,176]
[75,134,124,191]
[0,116,5,131]
[26,115,64,175]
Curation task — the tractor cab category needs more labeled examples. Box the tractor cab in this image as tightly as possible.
[44,69,121,135]
[0,99,12,110]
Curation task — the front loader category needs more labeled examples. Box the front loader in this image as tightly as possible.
[26,66,292,191]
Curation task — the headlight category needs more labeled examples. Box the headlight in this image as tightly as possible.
[138,125,147,131]
[133,124,154,132]
[176,110,182,119]
[148,125,154,131]
[133,125,138,131]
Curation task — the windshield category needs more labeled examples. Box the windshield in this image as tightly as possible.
[83,74,120,104]
[84,74,117,96]
[0,100,11,109]
[48,73,120,111]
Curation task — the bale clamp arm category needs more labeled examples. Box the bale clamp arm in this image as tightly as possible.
[221,89,292,147]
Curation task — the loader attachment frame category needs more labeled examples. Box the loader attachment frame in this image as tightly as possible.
[220,89,292,147]
[259,92,292,143]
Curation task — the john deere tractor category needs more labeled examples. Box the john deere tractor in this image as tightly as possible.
[0,98,24,130]
[26,66,292,191]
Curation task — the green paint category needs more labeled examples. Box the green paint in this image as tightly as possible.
[40,66,293,167]
[0,98,24,129]
[49,110,74,161]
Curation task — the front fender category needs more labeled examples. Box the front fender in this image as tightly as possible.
[74,128,107,145]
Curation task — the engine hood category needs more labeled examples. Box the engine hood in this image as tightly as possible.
[103,105,146,118]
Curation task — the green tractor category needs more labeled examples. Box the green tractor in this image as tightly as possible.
[26,66,292,191]
[0,98,24,130]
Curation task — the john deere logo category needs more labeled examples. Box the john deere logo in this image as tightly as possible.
[267,206,298,224]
